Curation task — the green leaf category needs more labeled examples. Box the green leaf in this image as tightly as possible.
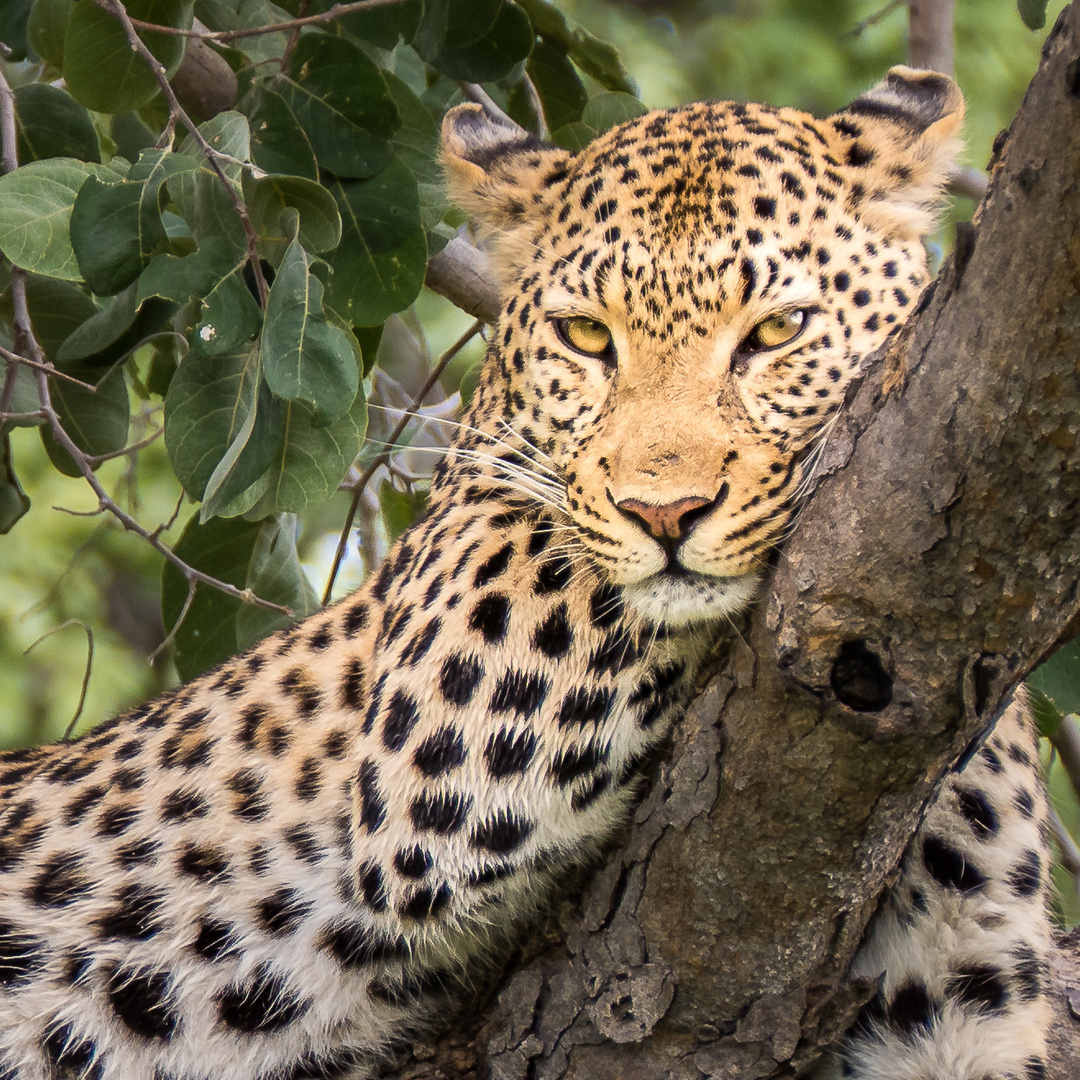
[515,0,637,95]
[0,431,31,534]
[1028,686,1064,737]
[192,269,263,356]
[524,36,589,131]
[378,480,428,544]
[262,238,359,419]
[339,0,423,47]
[63,0,194,114]
[137,235,241,305]
[160,513,265,680]
[325,158,427,326]
[1029,636,1080,718]
[164,344,281,502]
[581,92,649,133]
[1018,0,1049,30]
[57,283,177,366]
[235,515,319,648]
[249,88,318,181]
[168,112,250,255]
[27,0,73,68]
[246,390,367,517]
[0,158,114,281]
[383,72,444,228]
[550,120,596,152]
[14,84,101,164]
[21,275,99,360]
[41,362,130,476]
[1,0,35,61]
[278,34,399,179]
[244,173,342,258]
[423,0,533,82]
[70,175,169,296]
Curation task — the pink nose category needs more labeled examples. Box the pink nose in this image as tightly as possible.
[614,495,716,542]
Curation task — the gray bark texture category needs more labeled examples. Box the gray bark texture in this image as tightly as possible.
[384,7,1080,1077]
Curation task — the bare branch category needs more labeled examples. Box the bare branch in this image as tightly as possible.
[908,0,955,73]
[425,237,501,324]
[22,620,95,740]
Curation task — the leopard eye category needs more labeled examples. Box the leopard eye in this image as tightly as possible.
[742,309,808,352]
[554,317,614,361]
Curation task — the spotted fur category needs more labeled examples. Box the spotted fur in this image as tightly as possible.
[0,68,1052,1079]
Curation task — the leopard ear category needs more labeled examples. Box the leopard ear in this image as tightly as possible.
[833,66,965,240]
[441,104,571,231]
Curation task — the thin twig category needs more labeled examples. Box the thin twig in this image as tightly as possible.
[0,346,100,392]
[278,0,310,74]
[521,73,549,140]
[150,579,198,664]
[1050,713,1080,809]
[23,621,95,740]
[842,0,905,39]
[84,427,164,465]
[321,319,485,605]
[93,0,410,41]
[1048,805,1080,907]
[100,0,269,308]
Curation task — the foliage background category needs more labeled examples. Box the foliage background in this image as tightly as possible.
[0,0,1076,921]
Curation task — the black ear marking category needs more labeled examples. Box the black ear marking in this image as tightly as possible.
[845,66,963,134]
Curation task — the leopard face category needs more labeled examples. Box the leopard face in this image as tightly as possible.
[443,68,963,626]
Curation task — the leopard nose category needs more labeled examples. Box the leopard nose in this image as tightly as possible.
[614,487,727,542]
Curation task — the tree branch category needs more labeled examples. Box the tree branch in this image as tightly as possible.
[378,5,1080,1078]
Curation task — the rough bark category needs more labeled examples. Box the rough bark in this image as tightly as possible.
[379,5,1080,1079]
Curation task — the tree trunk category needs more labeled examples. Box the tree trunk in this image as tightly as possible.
[384,6,1080,1076]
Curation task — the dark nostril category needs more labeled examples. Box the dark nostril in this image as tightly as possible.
[615,484,728,543]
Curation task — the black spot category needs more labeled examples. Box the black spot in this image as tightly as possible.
[551,742,605,786]
[469,593,510,643]
[96,804,139,838]
[239,702,266,748]
[439,653,485,707]
[535,556,572,594]
[413,726,467,777]
[64,784,105,824]
[218,965,309,1032]
[409,790,470,835]
[343,601,369,638]
[382,690,421,753]
[284,825,325,865]
[291,757,320,802]
[394,846,432,878]
[490,669,550,717]
[533,603,573,658]
[193,920,237,963]
[572,771,612,810]
[30,852,93,907]
[0,920,47,985]
[161,787,209,821]
[830,640,892,711]
[527,518,554,555]
[472,811,533,853]
[402,617,442,666]
[356,760,386,833]
[178,843,229,881]
[558,686,613,729]
[852,288,871,307]
[484,728,538,779]
[228,769,269,821]
[323,730,348,758]
[258,888,313,936]
[589,583,624,628]
[1013,787,1036,818]
[889,980,937,1034]
[980,745,1004,773]
[589,628,638,676]
[946,963,1009,1013]
[1024,1059,1047,1080]
[956,787,999,838]
[320,921,406,969]
[922,836,985,892]
[340,658,365,710]
[752,196,776,219]
[107,966,177,1039]
[1012,943,1045,1000]
[847,142,874,166]
[358,861,387,911]
[399,883,451,920]
[42,1024,100,1079]
[1007,850,1042,897]
[97,885,164,941]
[114,837,159,869]
[473,543,514,588]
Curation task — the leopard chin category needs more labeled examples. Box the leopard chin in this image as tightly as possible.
[620,570,759,628]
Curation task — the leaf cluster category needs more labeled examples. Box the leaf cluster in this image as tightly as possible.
[0,0,636,684]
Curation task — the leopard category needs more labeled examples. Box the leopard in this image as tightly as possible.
[0,66,1055,1080]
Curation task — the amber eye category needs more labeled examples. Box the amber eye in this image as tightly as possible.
[742,309,808,352]
[554,317,614,361]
